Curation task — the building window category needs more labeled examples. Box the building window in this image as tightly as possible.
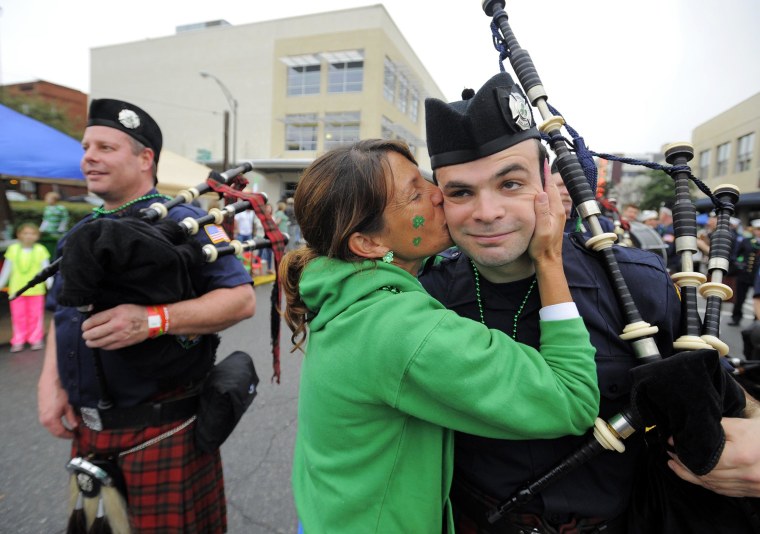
[381,116,418,158]
[324,112,361,150]
[383,58,396,103]
[716,142,731,176]
[409,89,419,123]
[397,74,409,114]
[736,133,755,172]
[283,182,298,198]
[698,149,711,180]
[322,50,364,94]
[286,65,321,96]
[381,116,395,140]
[282,54,322,96]
[285,114,318,151]
[328,61,363,93]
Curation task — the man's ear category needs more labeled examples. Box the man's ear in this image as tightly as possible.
[348,231,387,260]
[140,148,156,172]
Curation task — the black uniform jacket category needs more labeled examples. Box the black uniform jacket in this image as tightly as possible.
[419,233,681,520]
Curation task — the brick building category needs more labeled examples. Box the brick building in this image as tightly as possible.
[2,80,88,134]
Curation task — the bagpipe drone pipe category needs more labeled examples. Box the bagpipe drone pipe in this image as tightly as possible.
[480,1,759,531]
[11,162,289,384]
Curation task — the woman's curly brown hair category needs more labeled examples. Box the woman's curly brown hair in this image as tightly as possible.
[280,139,417,351]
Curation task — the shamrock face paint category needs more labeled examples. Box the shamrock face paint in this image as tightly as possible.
[411,216,426,246]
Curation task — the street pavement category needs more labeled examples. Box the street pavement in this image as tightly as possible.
[0,282,754,533]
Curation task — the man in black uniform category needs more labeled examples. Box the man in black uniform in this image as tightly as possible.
[729,219,760,326]
[419,72,681,533]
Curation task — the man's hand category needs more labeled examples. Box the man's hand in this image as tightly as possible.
[38,376,77,439]
[38,327,77,439]
[528,174,572,308]
[80,285,254,350]
[528,175,565,268]
[668,416,760,497]
[81,303,149,350]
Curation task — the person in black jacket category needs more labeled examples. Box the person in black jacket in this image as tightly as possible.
[729,219,760,326]
[420,72,684,533]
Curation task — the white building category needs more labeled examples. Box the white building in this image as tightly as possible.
[692,91,760,220]
[90,5,446,202]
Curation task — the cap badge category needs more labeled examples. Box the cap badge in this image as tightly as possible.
[118,109,141,129]
[509,91,532,131]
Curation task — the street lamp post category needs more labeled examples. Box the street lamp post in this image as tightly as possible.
[200,71,238,165]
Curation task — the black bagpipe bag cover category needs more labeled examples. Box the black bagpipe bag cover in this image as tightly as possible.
[58,217,219,384]
[627,349,760,533]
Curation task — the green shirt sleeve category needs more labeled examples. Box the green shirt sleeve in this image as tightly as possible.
[395,311,599,439]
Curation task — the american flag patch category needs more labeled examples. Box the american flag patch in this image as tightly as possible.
[204,224,230,244]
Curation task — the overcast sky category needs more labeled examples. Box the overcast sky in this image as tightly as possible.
[1,0,758,153]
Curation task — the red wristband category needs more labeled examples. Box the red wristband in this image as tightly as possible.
[147,305,170,338]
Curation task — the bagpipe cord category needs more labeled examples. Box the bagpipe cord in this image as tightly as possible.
[206,177,287,383]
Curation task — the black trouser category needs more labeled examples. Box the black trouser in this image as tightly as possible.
[731,279,754,321]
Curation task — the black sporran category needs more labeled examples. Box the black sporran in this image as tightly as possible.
[195,351,259,453]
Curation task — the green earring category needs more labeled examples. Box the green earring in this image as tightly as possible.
[382,250,394,263]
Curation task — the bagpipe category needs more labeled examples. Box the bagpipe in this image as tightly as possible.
[480,1,759,530]
[11,162,289,382]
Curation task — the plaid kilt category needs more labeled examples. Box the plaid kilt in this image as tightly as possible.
[73,416,226,533]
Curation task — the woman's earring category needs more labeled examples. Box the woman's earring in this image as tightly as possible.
[382,250,394,264]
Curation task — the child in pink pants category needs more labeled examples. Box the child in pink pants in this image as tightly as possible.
[0,222,51,352]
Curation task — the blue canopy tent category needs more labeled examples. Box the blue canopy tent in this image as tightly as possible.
[0,103,84,180]
[0,105,86,344]
[0,103,86,254]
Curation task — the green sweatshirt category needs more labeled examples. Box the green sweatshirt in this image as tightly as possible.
[293,258,599,534]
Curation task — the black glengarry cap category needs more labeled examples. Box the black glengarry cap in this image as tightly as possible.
[425,72,541,170]
[87,99,163,164]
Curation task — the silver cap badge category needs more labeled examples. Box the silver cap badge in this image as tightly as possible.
[509,91,533,131]
[118,109,141,129]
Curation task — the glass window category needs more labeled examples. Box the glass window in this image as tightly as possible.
[285,114,318,151]
[716,142,730,176]
[287,65,321,96]
[328,61,363,93]
[380,116,416,158]
[284,182,298,197]
[409,89,419,123]
[736,133,755,172]
[324,112,361,150]
[698,149,711,180]
[397,74,408,113]
[383,58,396,103]
[381,116,395,140]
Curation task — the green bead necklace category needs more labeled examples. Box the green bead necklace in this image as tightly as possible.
[470,259,536,340]
[91,193,170,219]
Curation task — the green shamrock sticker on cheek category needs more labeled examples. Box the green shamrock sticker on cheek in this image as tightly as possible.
[412,216,425,229]
[413,237,422,246]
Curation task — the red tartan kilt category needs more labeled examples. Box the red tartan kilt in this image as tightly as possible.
[73,416,226,533]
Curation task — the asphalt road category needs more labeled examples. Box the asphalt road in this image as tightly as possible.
[0,282,753,533]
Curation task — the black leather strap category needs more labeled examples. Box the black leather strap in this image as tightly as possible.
[85,395,199,431]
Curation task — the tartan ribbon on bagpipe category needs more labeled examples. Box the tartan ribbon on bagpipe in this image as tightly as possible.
[206,173,287,383]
